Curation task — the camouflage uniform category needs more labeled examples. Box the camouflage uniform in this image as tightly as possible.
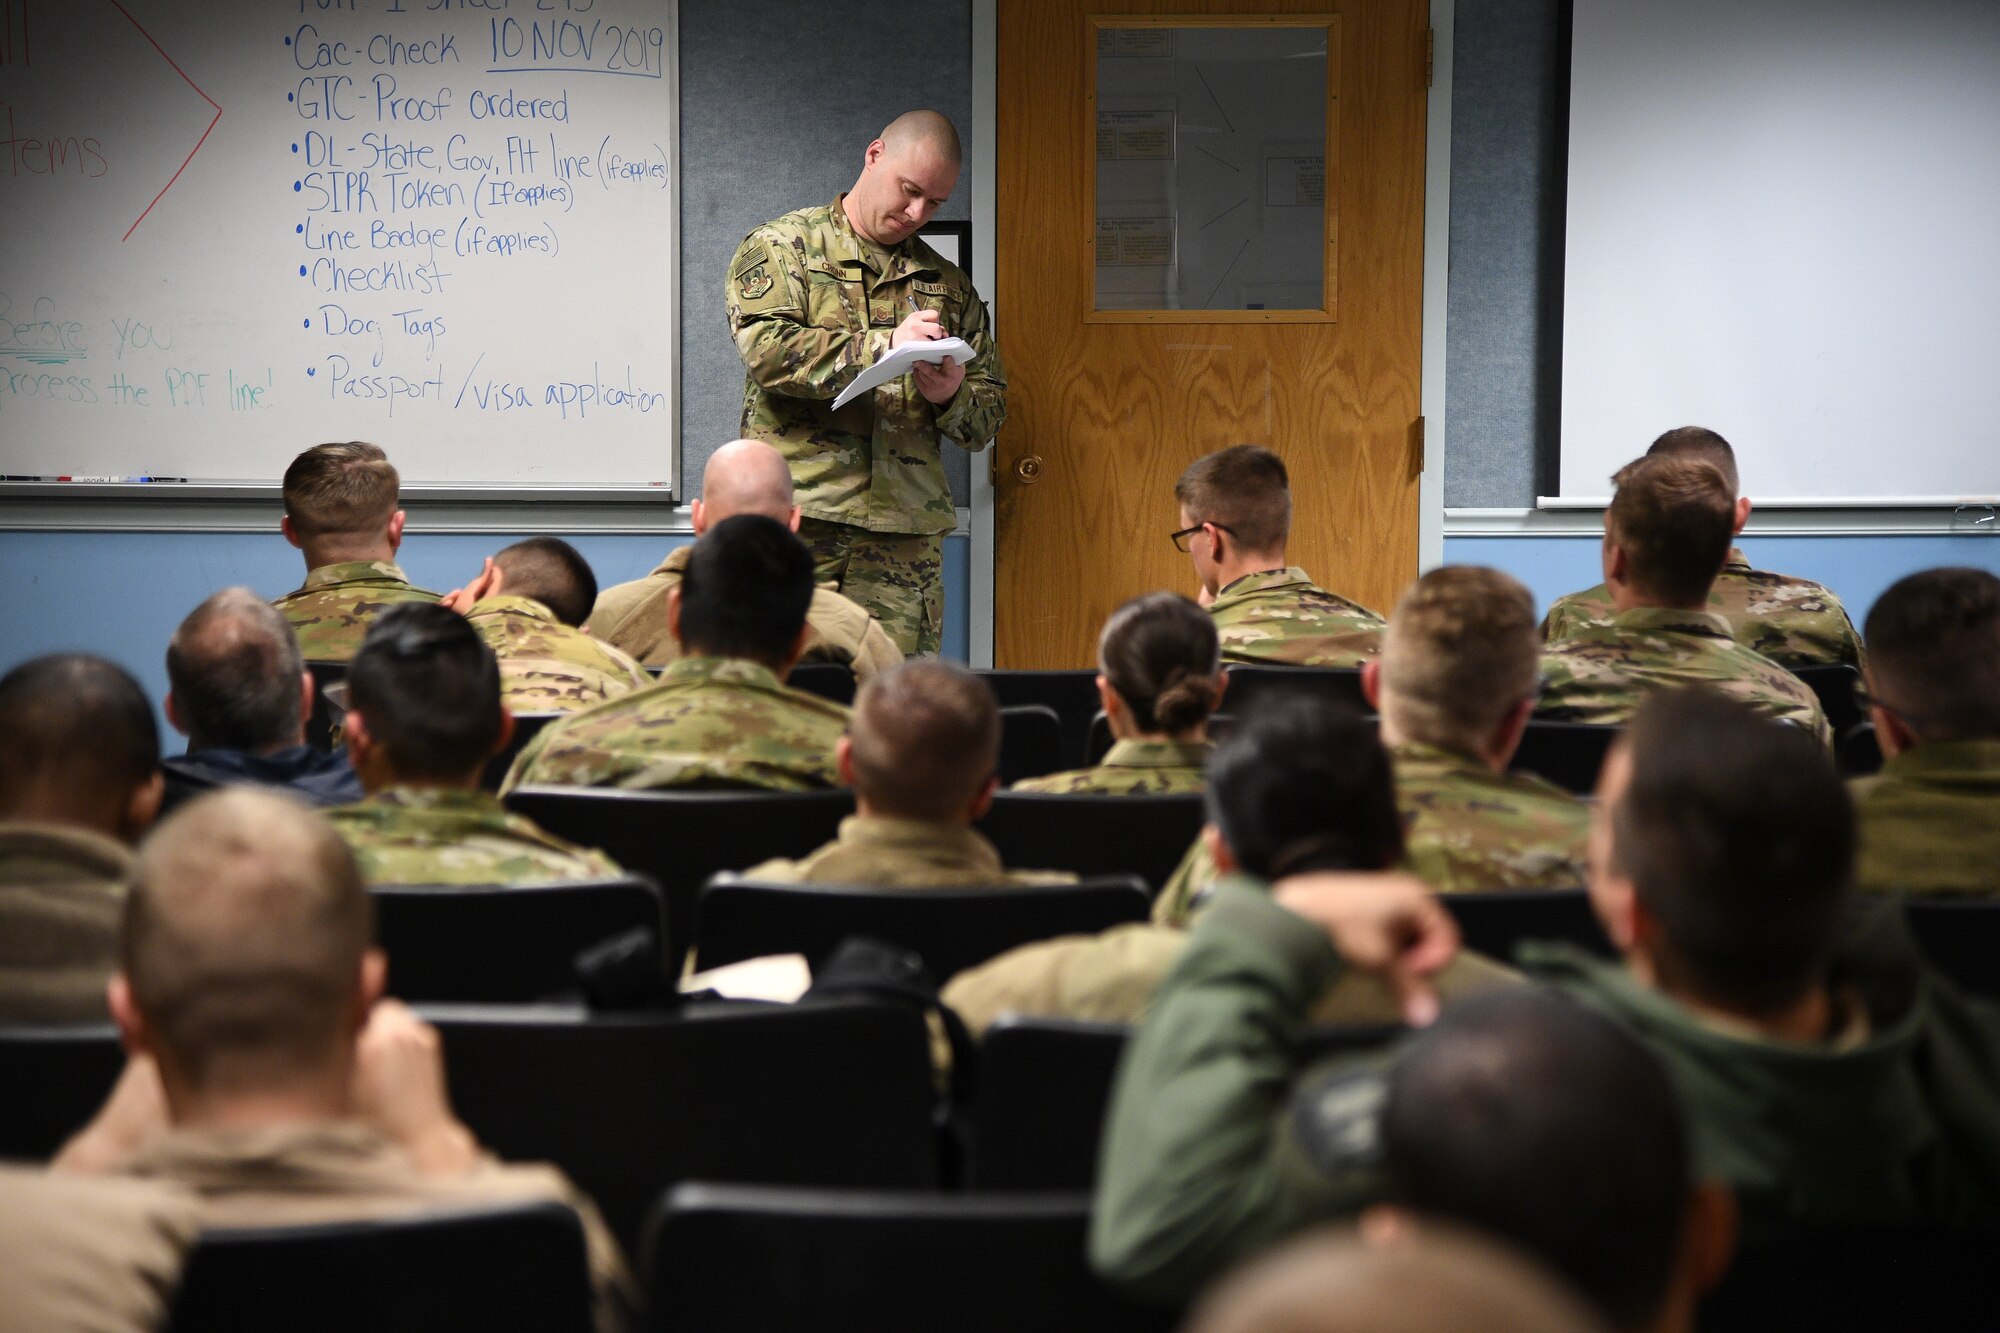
[743,814,1075,889]
[1150,741,1594,926]
[1537,607,1832,746]
[1011,739,1208,795]
[329,787,621,887]
[586,545,903,681]
[726,196,1008,655]
[273,560,441,661]
[1207,568,1385,666]
[502,656,848,793]
[0,822,127,1023]
[1544,548,1864,669]
[1850,741,2000,897]
[463,595,652,715]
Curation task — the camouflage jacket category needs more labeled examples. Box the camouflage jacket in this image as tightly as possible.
[1011,739,1209,795]
[1537,607,1831,746]
[502,656,849,793]
[1207,568,1385,667]
[0,822,128,1023]
[726,197,1007,535]
[1391,742,1590,891]
[1851,741,2000,897]
[1543,548,1864,669]
[328,787,621,887]
[273,560,441,661]
[463,595,652,714]
[586,546,903,680]
[743,814,1074,889]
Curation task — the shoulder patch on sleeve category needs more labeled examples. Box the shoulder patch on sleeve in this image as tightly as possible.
[729,236,796,316]
[1290,1067,1388,1177]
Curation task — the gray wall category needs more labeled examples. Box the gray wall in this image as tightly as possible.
[1442,0,1568,508]
[678,0,975,504]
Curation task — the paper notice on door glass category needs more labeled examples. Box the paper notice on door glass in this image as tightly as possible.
[1096,218,1175,266]
[1098,110,1177,162]
[1264,154,1326,208]
[1098,27,1175,58]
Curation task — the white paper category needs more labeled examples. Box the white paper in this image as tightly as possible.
[679,953,813,1002]
[831,336,975,410]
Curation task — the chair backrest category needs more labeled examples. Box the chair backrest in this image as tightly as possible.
[692,875,1151,979]
[646,1183,1178,1333]
[429,997,937,1252]
[304,660,349,753]
[1216,663,1369,715]
[998,704,1066,784]
[0,1023,124,1161]
[1790,663,1865,741]
[787,662,858,707]
[1085,711,1237,766]
[976,670,1102,768]
[503,787,857,974]
[976,792,1206,894]
[1441,889,1612,962]
[373,878,667,1004]
[969,1017,1401,1192]
[1698,1225,1996,1331]
[163,1201,593,1333]
[481,712,564,791]
[1840,721,1883,777]
[1901,899,2000,999]
[1510,720,1620,795]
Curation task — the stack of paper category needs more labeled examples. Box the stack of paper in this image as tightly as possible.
[831,336,975,410]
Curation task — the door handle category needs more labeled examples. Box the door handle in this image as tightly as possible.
[1015,455,1045,484]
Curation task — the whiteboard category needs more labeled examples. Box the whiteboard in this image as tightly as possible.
[1556,0,2000,505]
[0,0,677,492]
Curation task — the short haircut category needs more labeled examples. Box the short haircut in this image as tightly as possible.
[701,439,796,522]
[1604,454,1734,607]
[347,603,502,782]
[493,537,598,627]
[880,109,962,169]
[1174,445,1292,552]
[1646,425,1739,496]
[1098,592,1222,735]
[1382,987,1689,1330]
[166,588,304,752]
[281,441,400,540]
[1615,688,1854,1014]
[1382,567,1540,751]
[123,789,373,1088]
[0,654,159,815]
[847,661,1001,819]
[1205,693,1404,878]
[1863,567,2000,742]
[677,514,815,667]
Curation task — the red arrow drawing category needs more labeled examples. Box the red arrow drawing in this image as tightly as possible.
[107,0,222,242]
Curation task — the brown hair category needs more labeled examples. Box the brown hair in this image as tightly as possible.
[281,441,401,539]
[0,654,159,817]
[1604,454,1734,607]
[1864,567,2000,741]
[166,588,305,753]
[1099,593,1222,737]
[1382,567,1540,751]
[124,789,374,1088]
[1646,425,1738,496]
[1173,445,1292,552]
[847,661,1000,820]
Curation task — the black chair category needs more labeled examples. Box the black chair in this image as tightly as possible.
[304,660,349,753]
[164,1202,593,1333]
[1441,889,1612,962]
[1084,711,1237,767]
[430,997,937,1253]
[1840,721,1884,777]
[1791,663,1865,742]
[977,669,1102,768]
[1511,720,1620,794]
[976,792,1206,894]
[1901,899,2000,999]
[646,1183,1178,1333]
[1698,1225,1996,1331]
[1217,663,1369,715]
[999,704,1065,784]
[691,875,1151,979]
[503,787,857,974]
[0,1023,124,1161]
[482,712,564,791]
[373,878,667,1004]
[969,1016,1399,1192]
[787,662,858,707]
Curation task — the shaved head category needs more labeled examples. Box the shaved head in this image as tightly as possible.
[847,110,961,247]
[701,439,797,524]
[880,109,962,170]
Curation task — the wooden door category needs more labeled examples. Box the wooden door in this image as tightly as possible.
[995,0,1428,666]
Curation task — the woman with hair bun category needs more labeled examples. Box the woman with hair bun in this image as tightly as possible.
[1014,592,1224,794]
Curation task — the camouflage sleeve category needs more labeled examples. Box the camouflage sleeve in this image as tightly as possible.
[933,289,1007,451]
[726,229,890,400]
[498,717,561,794]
